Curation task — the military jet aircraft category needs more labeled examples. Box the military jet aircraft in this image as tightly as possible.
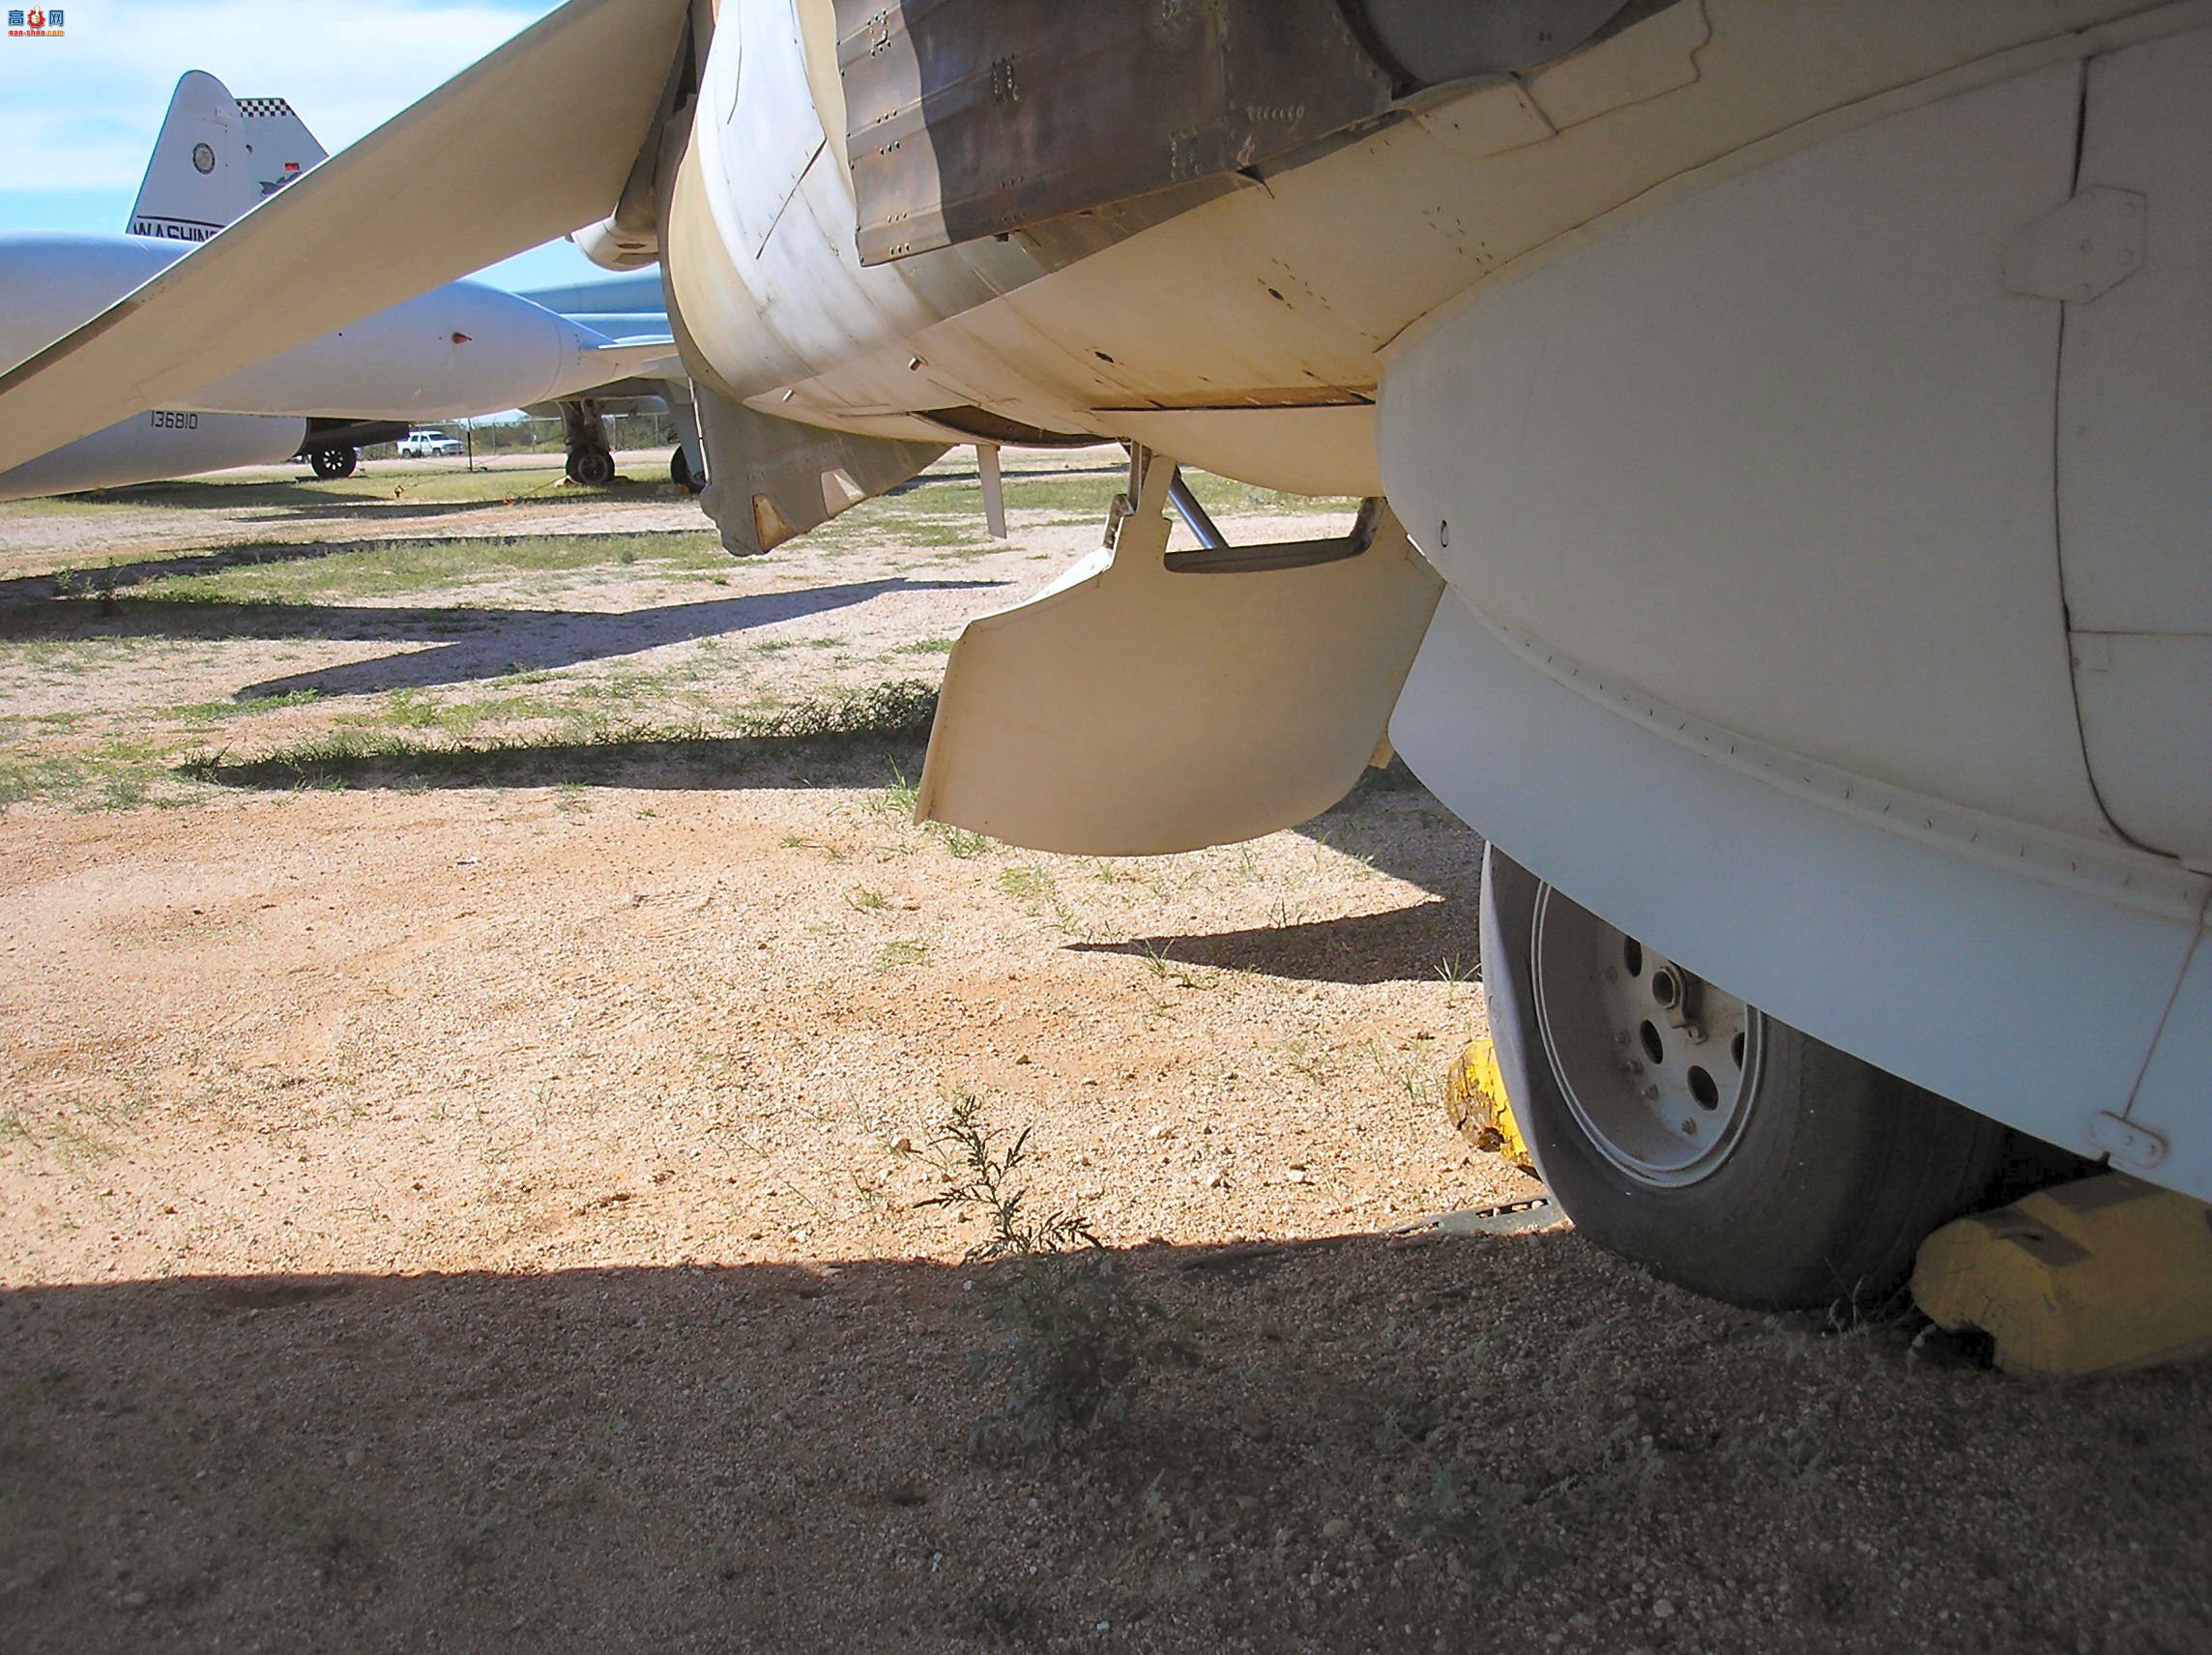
[0,71,679,499]
[0,0,2204,1312]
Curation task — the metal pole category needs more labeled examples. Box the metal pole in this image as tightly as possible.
[1166,470,1229,551]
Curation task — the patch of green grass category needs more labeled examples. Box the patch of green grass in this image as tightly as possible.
[873,938,928,972]
[744,682,936,744]
[181,682,940,794]
[871,763,921,820]
[996,866,1056,903]
[935,826,991,859]
[3,1110,118,1168]
[895,636,957,655]
[845,886,889,912]
[1136,938,1215,991]
[178,728,409,786]
[171,688,324,725]
[0,638,136,674]
[0,740,179,814]
[828,465,1355,533]
[126,531,727,606]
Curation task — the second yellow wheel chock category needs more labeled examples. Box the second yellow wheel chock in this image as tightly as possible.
[1445,1037,1534,1175]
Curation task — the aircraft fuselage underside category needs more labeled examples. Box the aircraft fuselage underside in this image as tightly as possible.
[664,0,2212,1197]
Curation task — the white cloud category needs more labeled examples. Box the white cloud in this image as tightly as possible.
[0,0,558,192]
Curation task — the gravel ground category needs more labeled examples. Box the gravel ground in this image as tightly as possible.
[2,457,2209,1654]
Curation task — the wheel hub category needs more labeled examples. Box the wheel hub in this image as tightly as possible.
[1529,887,1762,1187]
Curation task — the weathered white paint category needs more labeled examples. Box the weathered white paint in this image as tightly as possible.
[0,407,304,501]
[1376,64,2108,841]
[920,460,1441,855]
[1391,590,2209,1181]
[2059,28,2212,860]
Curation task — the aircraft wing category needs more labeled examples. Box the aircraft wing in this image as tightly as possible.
[570,339,684,387]
[0,0,693,475]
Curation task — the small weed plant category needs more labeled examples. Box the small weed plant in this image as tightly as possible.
[915,1094,1186,1457]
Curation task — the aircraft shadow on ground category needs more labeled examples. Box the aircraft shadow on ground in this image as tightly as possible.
[0,1234,1608,1647]
[3,1237,2190,1651]
[186,718,937,794]
[1067,904,1476,988]
[0,577,1001,696]
[70,474,662,518]
[232,577,1003,698]
[1068,767,1486,985]
[0,532,683,608]
[240,485,665,525]
[1295,763,1488,902]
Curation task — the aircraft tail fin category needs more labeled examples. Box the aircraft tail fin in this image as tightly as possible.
[235,95,330,202]
[0,0,695,476]
[128,71,259,244]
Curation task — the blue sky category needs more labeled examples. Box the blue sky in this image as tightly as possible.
[0,0,601,291]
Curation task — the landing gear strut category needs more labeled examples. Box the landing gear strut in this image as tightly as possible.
[307,446,358,479]
[559,399,616,488]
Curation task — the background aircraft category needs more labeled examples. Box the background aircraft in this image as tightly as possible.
[0,71,681,501]
[1,0,2204,1316]
[519,270,706,492]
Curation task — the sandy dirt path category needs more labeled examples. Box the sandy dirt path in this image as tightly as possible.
[2,465,2209,1655]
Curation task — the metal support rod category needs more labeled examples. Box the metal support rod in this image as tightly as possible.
[1166,469,1229,551]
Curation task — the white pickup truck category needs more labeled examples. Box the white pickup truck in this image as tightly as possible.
[393,428,464,459]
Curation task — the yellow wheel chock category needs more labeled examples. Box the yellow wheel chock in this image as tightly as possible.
[1445,1037,1535,1175]
[1912,1174,2212,1379]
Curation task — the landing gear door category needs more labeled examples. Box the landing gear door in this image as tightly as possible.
[917,464,1443,857]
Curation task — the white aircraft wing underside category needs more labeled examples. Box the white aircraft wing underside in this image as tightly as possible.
[568,339,684,388]
[0,0,691,476]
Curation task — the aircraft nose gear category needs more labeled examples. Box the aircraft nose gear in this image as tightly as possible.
[307,445,358,479]
[559,397,617,487]
[567,445,616,487]
[669,445,703,494]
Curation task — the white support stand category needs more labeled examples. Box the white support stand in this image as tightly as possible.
[977,442,1007,540]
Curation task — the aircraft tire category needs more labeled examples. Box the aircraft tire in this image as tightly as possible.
[670,448,704,494]
[567,445,617,487]
[309,446,358,479]
[1479,846,2007,1311]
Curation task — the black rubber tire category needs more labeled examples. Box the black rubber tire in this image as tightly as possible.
[308,446,358,479]
[567,446,616,487]
[1484,848,2007,1311]
[669,447,704,494]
